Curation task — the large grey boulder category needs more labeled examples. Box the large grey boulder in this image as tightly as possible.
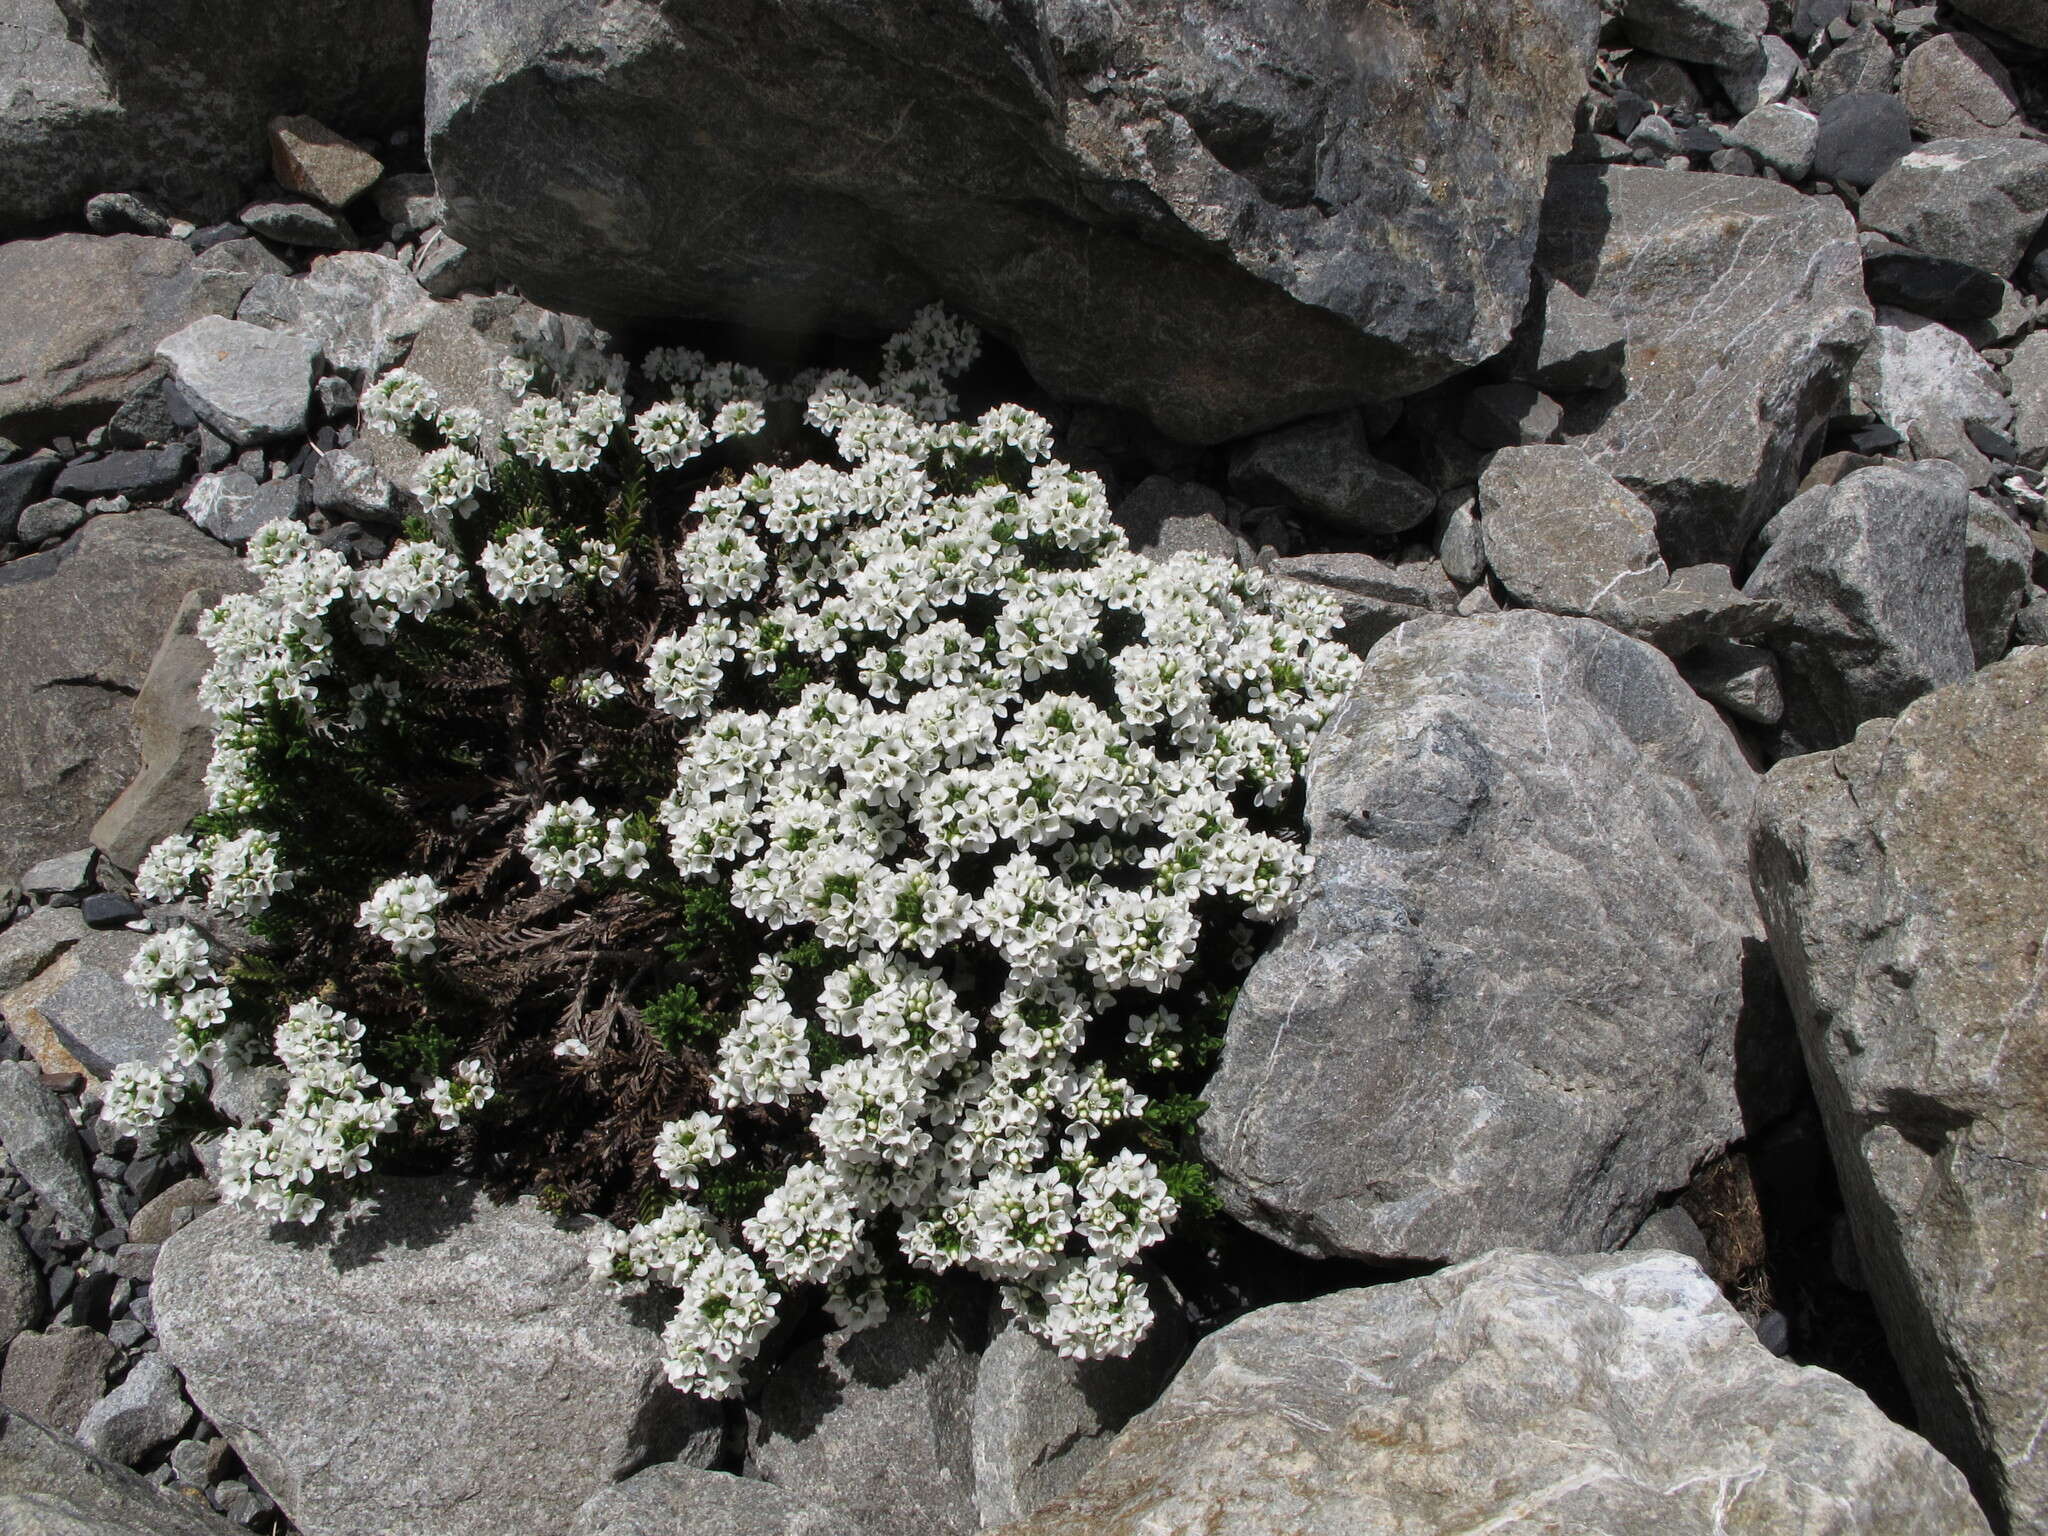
[0,234,251,441]
[1899,34,2026,142]
[1751,646,2048,1536]
[570,1467,849,1536]
[155,316,322,446]
[152,1176,722,1536]
[1859,139,2048,281]
[1948,0,2048,47]
[1616,0,1766,69]
[1965,499,2031,667]
[0,513,248,886]
[427,0,1599,442]
[0,1408,251,1536]
[990,1250,1990,1536]
[1200,613,1759,1264]
[1538,166,1872,567]
[751,1301,981,1536]
[1743,464,1975,751]
[234,252,437,378]
[0,1060,97,1234]
[0,0,125,231]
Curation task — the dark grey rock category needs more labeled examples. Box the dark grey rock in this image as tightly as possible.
[1228,412,1434,536]
[1617,0,1767,68]
[0,1223,43,1353]
[153,1176,723,1536]
[0,0,127,231]
[1681,638,1785,724]
[1510,274,1625,391]
[1200,613,1759,1263]
[0,454,59,540]
[1812,93,1912,191]
[1862,248,2007,323]
[0,234,252,442]
[309,444,402,525]
[155,317,320,447]
[374,172,444,241]
[0,1326,117,1433]
[1112,478,1244,566]
[0,1406,251,1534]
[1860,138,2048,279]
[192,237,289,282]
[1726,103,1818,182]
[1269,549,1460,655]
[0,1061,96,1234]
[753,1300,980,1536]
[1807,21,1893,107]
[1459,382,1562,449]
[1538,165,1872,567]
[1899,33,2024,141]
[2007,329,2048,469]
[427,0,1600,443]
[570,1467,848,1536]
[1946,0,2048,47]
[1751,647,2048,1536]
[1743,463,1975,750]
[995,1251,1989,1536]
[1434,487,1485,586]
[180,470,259,541]
[1618,54,1703,111]
[1623,1205,1715,1268]
[15,498,85,546]
[314,375,357,419]
[1964,497,2031,666]
[413,228,495,300]
[239,200,356,250]
[84,192,174,238]
[76,1353,190,1467]
[106,377,193,450]
[52,445,192,505]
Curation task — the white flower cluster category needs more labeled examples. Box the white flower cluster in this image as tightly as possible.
[520,799,647,889]
[120,925,232,1070]
[415,446,488,515]
[424,1058,496,1130]
[356,874,447,960]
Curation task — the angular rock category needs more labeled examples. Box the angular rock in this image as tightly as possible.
[269,115,384,209]
[1853,307,2013,471]
[1111,478,1243,566]
[1268,548,1459,655]
[234,251,436,377]
[77,1354,192,1466]
[1947,0,2048,47]
[0,1060,97,1233]
[413,229,496,300]
[127,1178,216,1247]
[51,445,192,505]
[1719,32,1800,114]
[2008,329,2048,469]
[0,1223,43,1353]
[0,905,87,993]
[1812,92,1913,191]
[179,469,260,541]
[0,235,250,441]
[239,200,356,250]
[1808,22,1894,108]
[155,316,321,447]
[375,173,444,241]
[1965,499,2031,666]
[753,1301,980,1536]
[1434,487,1485,586]
[428,0,1600,442]
[992,1250,1989,1536]
[1617,0,1767,69]
[1726,103,1818,182]
[1538,165,1872,567]
[570,1467,847,1536]
[1227,412,1434,537]
[0,0,126,231]
[1459,381,1561,450]
[1199,613,1759,1262]
[973,1303,1187,1527]
[83,190,173,238]
[1743,464,1974,750]
[0,454,59,538]
[0,1407,252,1535]
[14,932,168,1080]
[1751,647,2048,1536]
[1681,638,1785,725]
[0,1327,117,1433]
[1863,247,2007,324]
[1899,33,2024,141]
[0,513,247,884]
[153,1176,721,1536]
[105,377,193,449]
[21,849,96,899]
[309,445,403,526]
[1860,138,2048,280]
[1623,1204,1714,1268]
[1510,274,1625,392]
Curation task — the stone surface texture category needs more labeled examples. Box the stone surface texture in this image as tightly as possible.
[1859,138,2048,280]
[0,1407,250,1535]
[154,316,322,446]
[1228,412,1436,535]
[1200,613,1760,1263]
[234,252,436,377]
[1537,165,1873,568]
[0,0,124,231]
[427,0,1600,441]
[569,1467,850,1536]
[1899,33,2024,140]
[989,1250,1990,1536]
[1751,646,2048,1536]
[152,1176,720,1536]
[0,1060,97,1233]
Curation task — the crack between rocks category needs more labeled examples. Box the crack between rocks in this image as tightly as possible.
[34,675,139,698]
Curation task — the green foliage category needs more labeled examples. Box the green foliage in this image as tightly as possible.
[643,983,725,1054]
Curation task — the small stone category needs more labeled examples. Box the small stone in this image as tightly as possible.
[85,192,174,238]
[22,849,97,899]
[238,200,357,250]
[1709,147,1759,176]
[314,375,357,419]
[0,455,60,539]
[1854,307,2013,471]
[155,316,322,447]
[111,1243,160,1281]
[51,444,193,504]
[1726,103,1819,183]
[1227,411,1435,536]
[1619,54,1703,111]
[169,1434,229,1486]
[310,445,402,524]
[77,1352,192,1466]
[0,1324,118,1432]
[1435,488,1485,586]
[269,115,385,209]
[1622,1205,1715,1268]
[374,172,444,241]
[15,497,85,545]
[412,228,494,299]
[1808,21,1894,108]
[1812,93,1912,191]
[1628,112,1683,157]
[1965,497,2032,666]
[1681,639,1785,724]
[0,1222,44,1354]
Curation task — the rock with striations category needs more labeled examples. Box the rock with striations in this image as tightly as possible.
[569,1467,850,1536]
[751,1300,982,1536]
[0,234,252,441]
[1508,273,1625,391]
[1853,307,2012,473]
[1964,498,2031,666]
[1200,613,1761,1264]
[1227,411,1435,537]
[1537,165,1871,568]
[1751,646,2048,1536]
[0,512,248,884]
[234,251,436,378]
[0,1061,97,1234]
[155,316,322,447]
[1859,139,2048,281]
[1,1407,252,1536]
[988,1250,1990,1536]
[1743,463,1975,752]
[1899,33,2025,141]
[1616,0,1766,69]
[427,0,1599,442]
[153,1176,723,1536]
[0,0,126,232]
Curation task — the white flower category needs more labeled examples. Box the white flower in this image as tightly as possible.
[480,527,569,605]
[356,874,447,960]
[136,835,207,904]
[415,446,488,514]
[553,1036,593,1061]
[573,670,625,706]
[424,1059,495,1130]
[522,798,604,889]
[361,368,439,431]
[712,399,765,440]
[652,1112,734,1191]
[633,400,709,470]
[205,830,294,918]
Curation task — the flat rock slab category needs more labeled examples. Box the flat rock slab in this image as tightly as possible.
[0,1060,97,1234]
[1,1407,250,1535]
[155,315,321,446]
[991,1249,1989,1536]
[1537,165,1872,567]
[1752,646,2048,1536]
[1200,612,1759,1263]
[427,0,1598,441]
[570,1467,849,1536]
[153,1176,721,1536]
